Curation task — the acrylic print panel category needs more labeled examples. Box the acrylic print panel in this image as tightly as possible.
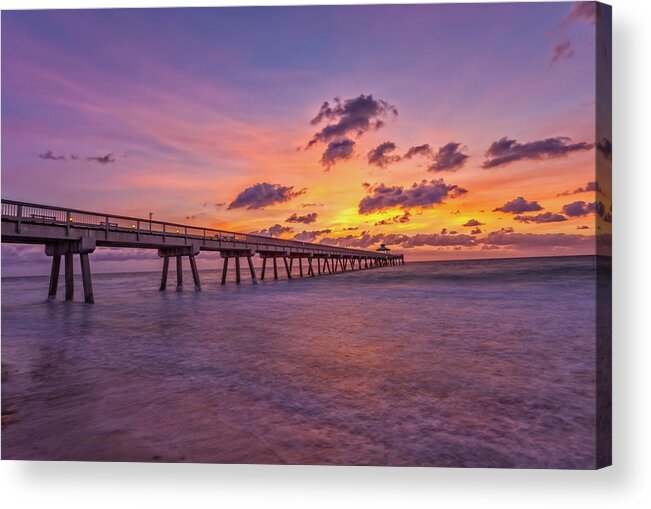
[1,2,611,469]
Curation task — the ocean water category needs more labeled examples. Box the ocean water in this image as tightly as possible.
[1,256,599,468]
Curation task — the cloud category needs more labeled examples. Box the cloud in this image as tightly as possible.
[513,212,567,223]
[87,153,116,164]
[358,178,468,214]
[493,196,543,214]
[428,142,469,172]
[577,225,590,230]
[482,136,593,168]
[374,211,411,226]
[400,233,476,248]
[367,141,401,168]
[320,231,385,249]
[38,150,66,161]
[286,212,318,224]
[403,144,433,159]
[557,181,602,196]
[551,40,575,65]
[462,219,484,227]
[597,137,612,160]
[482,231,592,249]
[293,229,332,242]
[228,182,306,210]
[566,2,597,25]
[319,231,476,249]
[561,200,598,217]
[470,227,482,235]
[250,224,294,237]
[307,94,398,148]
[320,139,355,169]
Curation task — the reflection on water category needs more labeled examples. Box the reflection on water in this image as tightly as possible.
[2,256,599,468]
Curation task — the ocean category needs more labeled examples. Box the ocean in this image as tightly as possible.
[1,255,600,468]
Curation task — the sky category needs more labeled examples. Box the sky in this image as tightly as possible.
[1,2,611,276]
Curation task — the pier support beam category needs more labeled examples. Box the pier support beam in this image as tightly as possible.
[160,257,170,291]
[221,257,229,285]
[48,254,61,299]
[64,253,74,301]
[261,257,267,280]
[176,256,183,289]
[283,256,292,279]
[79,252,94,303]
[246,254,257,285]
[189,255,201,290]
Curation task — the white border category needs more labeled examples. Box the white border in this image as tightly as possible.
[1,0,649,507]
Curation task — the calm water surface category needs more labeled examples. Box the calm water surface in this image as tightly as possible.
[1,256,597,468]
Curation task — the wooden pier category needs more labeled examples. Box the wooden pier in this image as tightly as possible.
[1,199,405,303]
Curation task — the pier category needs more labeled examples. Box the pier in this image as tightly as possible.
[1,199,405,303]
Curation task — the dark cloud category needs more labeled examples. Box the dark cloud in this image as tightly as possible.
[228,182,306,210]
[462,219,484,227]
[566,2,597,25]
[561,200,598,217]
[320,231,475,249]
[400,233,476,248]
[286,212,318,224]
[320,139,355,169]
[301,202,323,208]
[342,226,358,231]
[597,137,612,160]
[250,224,294,237]
[307,94,398,148]
[513,212,567,223]
[293,229,332,242]
[38,150,66,161]
[557,181,602,196]
[428,142,469,172]
[87,153,116,164]
[551,40,574,65]
[482,231,592,249]
[577,225,590,230]
[367,141,401,168]
[358,179,467,214]
[482,136,593,168]
[403,144,433,159]
[374,211,411,226]
[470,227,482,235]
[493,196,543,214]
[320,231,384,249]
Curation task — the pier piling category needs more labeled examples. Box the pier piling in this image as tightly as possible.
[64,252,74,301]
[48,254,61,299]
[160,257,170,291]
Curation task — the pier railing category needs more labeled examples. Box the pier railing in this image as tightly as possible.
[1,199,381,257]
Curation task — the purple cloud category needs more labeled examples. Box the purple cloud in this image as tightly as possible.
[228,182,306,210]
[403,144,433,159]
[462,219,484,227]
[551,40,575,65]
[367,141,401,168]
[374,211,411,226]
[566,2,597,25]
[493,196,543,214]
[482,231,592,249]
[87,153,116,164]
[558,181,602,196]
[561,200,598,217]
[250,224,294,237]
[597,137,612,160]
[428,142,469,172]
[307,94,397,148]
[482,136,593,168]
[38,150,66,161]
[286,212,318,224]
[320,139,355,169]
[358,179,467,214]
[293,229,332,242]
[514,212,567,223]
